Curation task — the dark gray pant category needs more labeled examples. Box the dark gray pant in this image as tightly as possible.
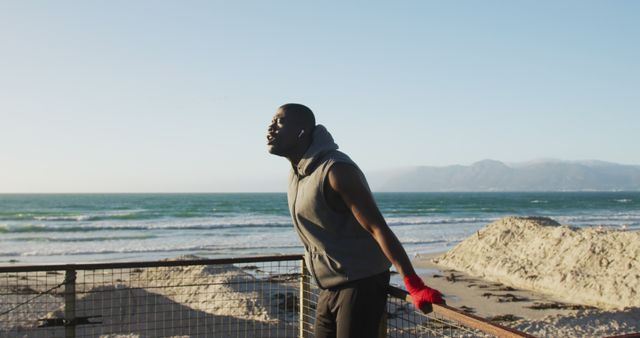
[314,271,390,338]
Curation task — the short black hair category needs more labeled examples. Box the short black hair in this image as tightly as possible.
[279,103,316,132]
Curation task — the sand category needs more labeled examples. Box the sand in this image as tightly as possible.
[414,216,640,337]
[432,217,639,310]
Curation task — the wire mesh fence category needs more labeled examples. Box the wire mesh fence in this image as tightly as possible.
[1,255,534,338]
[1,256,310,338]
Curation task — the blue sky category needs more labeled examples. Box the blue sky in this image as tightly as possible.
[1,1,638,192]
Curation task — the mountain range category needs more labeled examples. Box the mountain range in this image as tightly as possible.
[371,159,640,192]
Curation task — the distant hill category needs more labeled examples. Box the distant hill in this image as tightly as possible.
[373,159,640,192]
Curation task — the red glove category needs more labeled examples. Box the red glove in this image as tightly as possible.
[403,273,444,311]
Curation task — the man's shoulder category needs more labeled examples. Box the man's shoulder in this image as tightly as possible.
[323,151,364,179]
[322,150,355,165]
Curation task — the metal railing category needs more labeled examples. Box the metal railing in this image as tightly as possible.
[1,255,533,337]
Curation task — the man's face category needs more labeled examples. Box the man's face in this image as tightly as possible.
[267,108,300,157]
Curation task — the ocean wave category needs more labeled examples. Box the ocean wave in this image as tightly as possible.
[0,209,295,222]
[0,220,293,233]
[0,224,49,233]
[34,215,93,221]
[8,235,157,242]
[5,247,216,257]
[0,210,150,222]
[385,216,496,226]
[615,199,632,203]
[556,214,640,223]
[395,239,451,245]
[530,200,548,204]
[0,243,304,257]
[217,244,303,251]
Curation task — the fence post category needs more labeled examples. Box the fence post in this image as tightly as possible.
[299,259,311,338]
[378,311,387,338]
[64,269,76,338]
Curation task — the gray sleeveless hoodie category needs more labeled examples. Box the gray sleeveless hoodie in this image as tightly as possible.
[287,125,391,289]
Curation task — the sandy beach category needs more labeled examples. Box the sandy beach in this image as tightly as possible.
[414,216,640,337]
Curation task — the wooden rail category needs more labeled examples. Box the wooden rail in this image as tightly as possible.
[387,286,536,338]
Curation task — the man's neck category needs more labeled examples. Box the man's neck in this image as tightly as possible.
[288,150,305,168]
[287,139,312,169]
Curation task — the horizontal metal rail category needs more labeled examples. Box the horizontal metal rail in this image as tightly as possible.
[0,254,304,273]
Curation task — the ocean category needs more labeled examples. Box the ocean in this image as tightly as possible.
[1,192,639,265]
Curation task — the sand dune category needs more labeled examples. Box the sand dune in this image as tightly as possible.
[433,216,640,310]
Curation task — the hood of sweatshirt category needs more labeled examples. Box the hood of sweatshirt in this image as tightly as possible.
[295,124,339,177]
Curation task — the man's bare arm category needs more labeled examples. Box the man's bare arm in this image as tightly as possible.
[327,162,444,309]
[326,163,417,277]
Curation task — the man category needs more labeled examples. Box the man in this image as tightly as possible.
[267,103,443,338]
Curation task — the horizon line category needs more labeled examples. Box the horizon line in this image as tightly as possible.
[2,190,640,194]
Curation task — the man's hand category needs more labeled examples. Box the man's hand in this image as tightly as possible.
[404,273,444,311]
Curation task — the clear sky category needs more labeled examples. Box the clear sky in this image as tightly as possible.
[1,1,638,192]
